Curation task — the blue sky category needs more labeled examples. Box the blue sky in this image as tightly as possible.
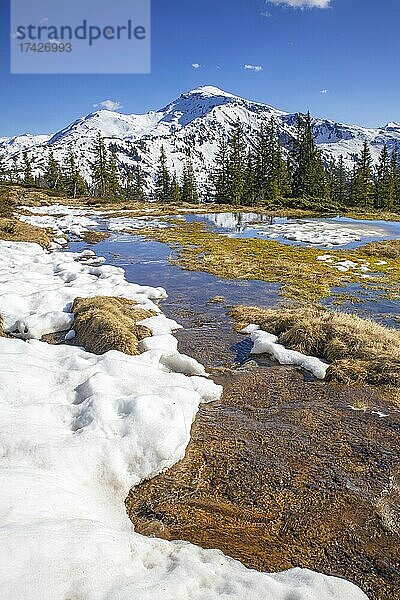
[1,0,399,136]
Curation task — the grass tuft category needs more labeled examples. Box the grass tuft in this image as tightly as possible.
[72,296,157,355]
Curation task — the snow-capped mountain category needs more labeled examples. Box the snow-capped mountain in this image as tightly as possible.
[1,85,399,190]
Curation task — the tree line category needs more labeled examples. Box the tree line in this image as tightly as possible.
[212,113,400,211]
[0,118,399,211]
[0,133,199,204]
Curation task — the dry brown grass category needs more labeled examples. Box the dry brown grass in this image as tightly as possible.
[72,296,157,355]
[0,188,53,246]
[362,239,400,259]
[230,305,400,386]
[0,188,18,217]
[0,217,52,247]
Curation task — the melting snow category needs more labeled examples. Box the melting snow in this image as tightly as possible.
[0,241,166,339]
[18,204,100,242]
[108,215,173,232]
[254,220,386,247]
[248,328,329,380]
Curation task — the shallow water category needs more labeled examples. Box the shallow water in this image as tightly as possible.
[323,284,400,329]
[70,232,280,368]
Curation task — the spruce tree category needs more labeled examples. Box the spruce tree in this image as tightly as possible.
[181,160,198,203]
[290,112,327,199]
[154,146,171,202]
[44,150,61,189]
[125,163,147,201]
[329,155,348,205]
[275,135,291,200]
[350,141,373,208]
[63,151,87,198]
[253,118,290,203]
[106,149,123,201]
[374,144,394,210]
[90,136,122,200]
[169,172,181,202]
[242,150,255,206]
[91,134,108,197]
[22,151,35,186]
[227,121,247,205]
[253,124,269,201]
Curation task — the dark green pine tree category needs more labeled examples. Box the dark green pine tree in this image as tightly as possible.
[328,155,348,204]
[91,134,108,197]
[227,121,247,205]
[350,141,373,208]
[290,112,327,199]
[169,172,181,202]
[154,146,171,202]
[242,150,256,206]
[43,150,61,189]
[374,144,395,210]
[106,149,123,201]
[22,151,35,186]
[62,151,87,198]
[274,136,291,200]
[212,138,230,203]
[264,117,281,201]
[125,163,147,201]
[253,124,269,201]
[181,160,198,203]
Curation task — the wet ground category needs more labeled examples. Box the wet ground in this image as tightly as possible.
[126,366,400,600]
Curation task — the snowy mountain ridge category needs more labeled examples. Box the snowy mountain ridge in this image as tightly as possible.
[1,85,400,189]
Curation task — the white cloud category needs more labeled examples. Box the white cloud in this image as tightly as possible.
[191,63,201,69]
[320,89,328,94]
[244,64,263,72]
[261,9,272,17]
[93,100,123,111]
[267,0,330,8]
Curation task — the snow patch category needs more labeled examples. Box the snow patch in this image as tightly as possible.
[253,220,386,247]
[18,204,100,239]
[249,328,329,379]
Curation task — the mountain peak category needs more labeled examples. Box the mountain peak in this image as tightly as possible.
[184,85,238,98]
[385,121,400,130]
